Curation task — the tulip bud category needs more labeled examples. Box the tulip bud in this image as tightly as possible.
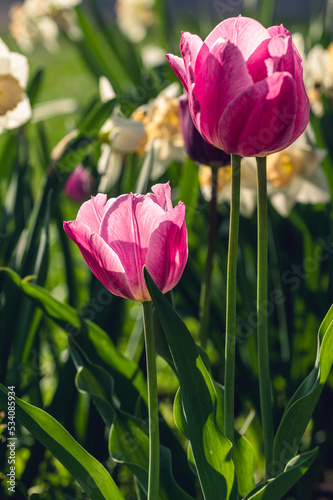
[64,164,94,203]
[179,94,230,167]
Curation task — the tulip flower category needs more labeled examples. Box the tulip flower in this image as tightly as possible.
[166,16,310,157]
[63,182,188,302]
[179,93,230,167]
[64,164,94,203]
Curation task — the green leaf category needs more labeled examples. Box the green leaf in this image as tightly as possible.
[178,157,200,226]
[27,68,44,107]
[73,352,194,500]
[243,448,318,500]
[0,267,147,413]
[0,383,125,500]
[273,304,333,471]
[110,411,195,500]
[75,362,117,428]
[75,6,133,92]
[144,267,236,500]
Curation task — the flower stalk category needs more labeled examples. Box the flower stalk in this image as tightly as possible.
[199,166,218,349]
[256,156,274,478]
[224,153,241,445]
[142,300,160,500]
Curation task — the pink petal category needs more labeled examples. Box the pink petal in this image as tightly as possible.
[267,24,291,38]
[268,32,309,143]
[148,182,173,211]
[179,32,205,88]
[193,40,253,147]
[204,16,271,61]
[268,35,294,75]
[219,71,297,156]
[76,194,114,233]
[165,54,188,91]
[146,203,188,293]
[63,221,135,300]
[99,194,165,300]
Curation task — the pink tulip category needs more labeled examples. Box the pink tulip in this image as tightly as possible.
[64,164,94,203]
[63,183,188,301]
[166,16,310,157]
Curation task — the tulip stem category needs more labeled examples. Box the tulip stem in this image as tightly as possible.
[224,153,241,446]
[199,166,218,350]
[256,156,274,478]
[142,300,160,500]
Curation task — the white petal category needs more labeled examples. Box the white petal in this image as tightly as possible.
[99,76,116,102]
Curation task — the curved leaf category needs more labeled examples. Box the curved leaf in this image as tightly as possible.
[273,304,333,470]
[244,448,318,500]
[144,267,236,500]
[0,267,147,414]
[0,383,124,500]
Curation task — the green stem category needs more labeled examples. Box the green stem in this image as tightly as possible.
[224,154,241,445]
[142,300,160,500]
[199,166,218,350]
[256,156,274,478]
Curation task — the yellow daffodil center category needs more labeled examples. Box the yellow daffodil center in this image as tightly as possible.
[267,151,303,187]
[0,74,23,116]
[199,165,232,194]
[132,97,182,159]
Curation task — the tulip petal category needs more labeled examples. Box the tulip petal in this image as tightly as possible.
[165,54,188,91]
[76,194,115,234]
[193,40,253,147]
[205,16,270,61]
[148,182,173,211]
[180,32,206,86]
[63,221,135,300]
[219,71,297,156]
[146,203,188,292]
[99,194,165,300]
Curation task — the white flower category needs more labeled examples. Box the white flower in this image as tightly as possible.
[141,44,166,68]
[0,38,31,134]
[97,78,146,192]
[115,0,155,43]
[131,82,185,179]
[199,164,257,218]
[292,33,333,116]
[98,79,184,191]
[9,0,82,53]
[265,130,330,217]
[199,128,330,218]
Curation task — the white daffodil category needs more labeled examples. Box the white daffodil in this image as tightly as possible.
[199,128,330,218]
[115,0,155,43]
[265,130,330,217]
[9,0,82,53]
[0,38,31,134]
[98,77,146,192]
[199,164,258,218]
[292,33,333,116]
[141,44,166,68]
[131,82,185,179]
[98,79,184,191]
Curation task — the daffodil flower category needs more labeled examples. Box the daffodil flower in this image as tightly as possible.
[0,38,31,134]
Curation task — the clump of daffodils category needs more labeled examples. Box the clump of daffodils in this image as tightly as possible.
[97,78,184,191]
[9,0,82,53]
[199,127,330,218]
[0,38,31,134]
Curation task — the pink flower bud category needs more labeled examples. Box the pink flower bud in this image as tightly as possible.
[63,183,188,301]
[64,164,94,203]
[166,16,310,157]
